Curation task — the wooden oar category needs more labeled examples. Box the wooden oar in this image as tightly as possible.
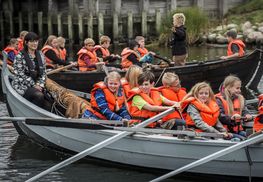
[47,62,77,75]
[26,107,175,182]
[154,54,171,64]
[150,131,263,182]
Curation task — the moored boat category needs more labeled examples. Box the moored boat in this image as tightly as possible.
[2,52,263,179]
[48,49,263,93]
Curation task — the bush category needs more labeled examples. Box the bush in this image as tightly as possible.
[159,7,208,46]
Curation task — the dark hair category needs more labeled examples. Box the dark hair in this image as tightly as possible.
[23,32,39,51]
[128,40,139,50]
[226,30,237,39]
[138,71,155,85]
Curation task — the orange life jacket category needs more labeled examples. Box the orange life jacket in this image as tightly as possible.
[42,45,61,69]
[3,46,19,65]
[137,47,149,57]
[94,45,110,58]
[121,48,140,69]
[183,97,220,131]
[227,39,245,57]
[127,87,162,128]
[253,94,263,132]
[158,86,187,121]
[77,47,98,71]
[215,93,243,132]
[90,82,125,119]
[120,78,131,98]
[17,38,24,51]
[59,47,67,61]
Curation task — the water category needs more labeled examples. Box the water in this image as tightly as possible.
[0,46,262,182]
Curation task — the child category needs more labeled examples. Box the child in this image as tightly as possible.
[121,40,141,69]
[83,71,131,121]
[127,71,180,128]
[253,94,263,132]
[182,82,230,137]
[135,36,155,63]
[220,30,245,60]
[158,72,186,129]
[57,36,67,62]
[216,75,252,139]
[3,38,19,65]
[17,30,28,51]
[77,38,102,71]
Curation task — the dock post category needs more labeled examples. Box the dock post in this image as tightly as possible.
[155,9,161,35]
[37,12,43,38]
[78,13,84,44]
[112,11,119,43]
[68,14,74,58]
[141,10,147,37]
[57,13,62,36]
[87,13,93,38]
[127,12,133,40]
[48,14,53,35]
[98,12,104,40]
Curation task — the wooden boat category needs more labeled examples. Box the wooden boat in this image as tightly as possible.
[2,54,263,179]
[48,49,263,93]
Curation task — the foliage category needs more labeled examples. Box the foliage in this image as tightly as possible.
[158,7,208,46]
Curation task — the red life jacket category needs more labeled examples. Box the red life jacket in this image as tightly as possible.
[121,48,140,69]
[158,86,187,121]
[215,93,243,132]
[120,78,131,98]
[77,47,98,71]
[42,45,61,69]
[137,47,149,57]
[90,82,125,119]
[59,47,67,61]
[17,38,24,51]
[183,97,220,132]
[127,87,162,128]
[3,46,19,65]
[94,45,110,58]
[253,94,263,132]
[227,39,245,57]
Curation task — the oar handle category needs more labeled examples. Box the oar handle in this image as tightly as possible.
[47,62,77,75]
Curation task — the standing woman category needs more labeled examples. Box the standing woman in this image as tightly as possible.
[12,32,48,109]
[170,13,187,66]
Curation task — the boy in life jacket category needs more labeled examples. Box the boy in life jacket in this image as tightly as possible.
[121,40,141,69]
[135,36,155,63]
[17,30,28,51]
[220,30,245,60]
[82,71,131,122]
[158,72,186,129]
[182,82,231,138]
[94,35,121,64]
[127,71,180,128]
[216,75,252,139]
[77,38,103,72]
[42,35,67,69]
[57,36,67,62]
[3,38,19,65]
[121,65,143,98]
[253,94,263,132]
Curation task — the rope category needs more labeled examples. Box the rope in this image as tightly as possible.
[154,67,167,87]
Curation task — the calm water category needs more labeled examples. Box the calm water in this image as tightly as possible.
[0,46,262,182]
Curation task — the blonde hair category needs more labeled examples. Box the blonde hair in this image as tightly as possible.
[162,72,179,86]
[9,38,18,45]
[57,36,65,44]
[100,35,111,44]
[84,38,95,46]
[44,35,57,46]
[20,31,28,38]
[125,65,143,88]
[135,36,145,43]
[222,75,244,115]
[183,82,215,103]
[105,71,121,83]
[173,13,186,25]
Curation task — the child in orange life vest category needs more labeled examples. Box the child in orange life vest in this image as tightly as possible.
[220,30,245,60]
[128,71,180,128]
[182,82,231,138]
[121,40,141,69]
[42,35,67,69]
[158,72,186,129]
[57,36,67,62]
[82,71,131,121]
[3,38,19,65]
[216,75,252,139]
[94,35,121,64]
[77,38,103,72]
[253,94,263,132]
[17,30,28,51]
[121,65,143,98]
[135,36,155,63]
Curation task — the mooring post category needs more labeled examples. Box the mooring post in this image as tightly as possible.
[57,13,62,36]
[87,13,93,38]
[127,12,133,39]
[112,11,119,43]
[68,14,74,58]
[48,14,53,35]
[141,10,147,37]
[155,9,161,35]
[98,12,104,40]
[78,13,84,43]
